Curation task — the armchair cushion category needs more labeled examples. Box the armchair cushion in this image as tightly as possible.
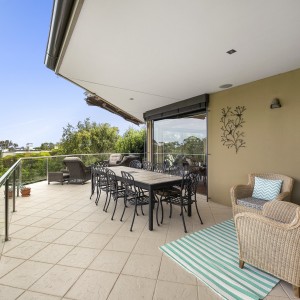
[252,177,282,201]
[236,197,267,211]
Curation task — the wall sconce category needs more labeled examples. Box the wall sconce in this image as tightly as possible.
[270,98,281,109]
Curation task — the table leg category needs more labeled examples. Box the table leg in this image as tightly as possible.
[149,186,153,231]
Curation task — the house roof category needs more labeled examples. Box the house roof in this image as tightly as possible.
[45,0,300,124]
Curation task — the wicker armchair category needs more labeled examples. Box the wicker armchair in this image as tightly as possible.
[235,200,300,297]
[105,154,140,167]
[231,173,294,216]
[63,157,91,184]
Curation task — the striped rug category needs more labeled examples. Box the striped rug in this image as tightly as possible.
[160,219,279,300]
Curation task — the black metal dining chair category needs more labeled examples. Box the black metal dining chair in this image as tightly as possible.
[120,171,152,231]
[142,160,153,171]
[90,161,109,200]
[129,160,142,169]
[156,171,203,233]
[105,169,126,220]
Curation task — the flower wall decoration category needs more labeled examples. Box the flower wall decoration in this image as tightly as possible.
[220,106,246,153]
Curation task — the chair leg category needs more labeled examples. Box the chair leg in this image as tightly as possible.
[120,197,127,222]
[293,286,300,298]
[111,196,118,220]
[141,205,144,215]
[130,202,137,231]
[104,192,112,212]
[194,201,203,224]
[156,201,160,226]
[239,260,245,269]
[160,200,164,224]
[181,206,187,233]
[169,203,173,218]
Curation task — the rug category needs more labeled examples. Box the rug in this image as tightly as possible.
[160,219,279,300]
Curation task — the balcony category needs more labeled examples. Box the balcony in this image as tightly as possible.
[0,180,296,299]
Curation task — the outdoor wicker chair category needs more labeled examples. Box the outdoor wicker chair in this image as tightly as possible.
[231,173,294,216]
[235,200,300,297]
[63,157,91,184]
[105,154,140,167]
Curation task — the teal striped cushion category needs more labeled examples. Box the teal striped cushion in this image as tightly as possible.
[252,177,283,201]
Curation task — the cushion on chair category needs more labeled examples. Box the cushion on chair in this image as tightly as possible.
[237,197,268,210]
[252,177,283,201]
[109,154,123,165]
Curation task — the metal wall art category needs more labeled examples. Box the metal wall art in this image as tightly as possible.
[220,106,246,153]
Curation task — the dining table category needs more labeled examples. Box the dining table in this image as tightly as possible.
[107,166,184,231]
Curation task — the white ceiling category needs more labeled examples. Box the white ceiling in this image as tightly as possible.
[57,0,300,123]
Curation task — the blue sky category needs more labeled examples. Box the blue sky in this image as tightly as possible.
[0,0,140,148]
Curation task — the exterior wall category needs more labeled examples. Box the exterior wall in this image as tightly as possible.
[208,68,300,206]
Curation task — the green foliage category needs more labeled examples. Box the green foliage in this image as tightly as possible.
[57,118,119,154]
[116,127,146,154]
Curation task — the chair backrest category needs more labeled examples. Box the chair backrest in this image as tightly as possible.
[153,163,165,173]
[248,173,294,193]
[63,157,89,180]
[108,154,123,166]
[129,160,142,169]
[121,171,138,195]
[142,161,153,171]
[181,171,199,198]
[107,169,118,192]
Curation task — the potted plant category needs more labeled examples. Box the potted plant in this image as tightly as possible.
[20,185,31,197]
[3,186,13,198]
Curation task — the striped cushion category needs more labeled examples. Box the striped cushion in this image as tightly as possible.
[252,177,282,201]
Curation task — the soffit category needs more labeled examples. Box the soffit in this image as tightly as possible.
[57,0,300,123]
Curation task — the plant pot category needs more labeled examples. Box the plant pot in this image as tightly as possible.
[21,187,31,197]
[3,190,13,198]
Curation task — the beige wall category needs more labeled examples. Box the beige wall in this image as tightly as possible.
[208,68,300,206]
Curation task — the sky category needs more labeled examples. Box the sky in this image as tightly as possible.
[0,0,140,148]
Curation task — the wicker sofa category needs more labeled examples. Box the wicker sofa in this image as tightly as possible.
[235,200,300,297]
[105,154,140,167]
[231,173,294,216]
[63,157,91,184]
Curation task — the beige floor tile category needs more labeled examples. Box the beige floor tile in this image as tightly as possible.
[268,282,289,297]
[31,217,60,228]
[2,238,25,253]
[104,235,138,252]
[71,220,99,233]
[280,281,298,299]
[265,296,290,300]
[30,209,57,218]
[66,269,118,300]
[50,219,80,230]
[29,265,84,297]
[30,244,73,264]
[11,226,45,239]
[18,291,61,300]
[122,253,161,279]
[0,260,52,289]
[13,216,43,226]
[197,284,222,300]
[84,212,109,223]
[154,280,198,300]
[4,240,48,259]
[53,230,88,246]
[9,224,25,234]
[92,220,124,235]
[108,274,156,300]
[0,285,24,300]
[58,246,100,268]
[65,211,92,221]
[158,254,197,285]
[133,237,165,256]
[79,233,112,249]
[0,256,25,278]
[31,228,66,243]
[89,250,129,273]
[48,210,73,219]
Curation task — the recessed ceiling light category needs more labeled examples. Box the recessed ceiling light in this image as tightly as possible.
[219,84,233,89]
[129,98,134,100]
[226,49,236,55]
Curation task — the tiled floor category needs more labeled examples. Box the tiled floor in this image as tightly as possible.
[0,181,296,299]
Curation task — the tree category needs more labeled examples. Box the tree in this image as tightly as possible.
[115,127,146,154]
[0,140,18,150]
[58,118,119,154]
[40,142,55,151]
